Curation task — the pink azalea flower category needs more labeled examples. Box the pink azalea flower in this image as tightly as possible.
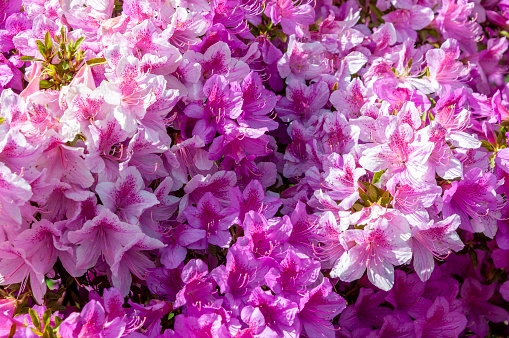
[67,208,142,272]
[359,120,435,188]
[184,192,238,248]
[95,166,159,225]
[410,215,464,282]
[331,216,412,291]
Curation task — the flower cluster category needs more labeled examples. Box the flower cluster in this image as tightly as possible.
[1,0,509,336]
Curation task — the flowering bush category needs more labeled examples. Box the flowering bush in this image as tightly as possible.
[0,0,509,336]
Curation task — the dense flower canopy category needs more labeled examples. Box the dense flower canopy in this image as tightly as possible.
[0,0,509,336]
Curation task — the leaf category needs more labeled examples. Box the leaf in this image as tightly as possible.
[419,30,428,41]
[74,37,85,51]
[351,203,364,211]
[30,328,43,337]
[367,184,378,202]
[43,309,52,329]
[29,308,42,332]
[42,328,52,338]
[54,316,63,328]
[39,80,54,89]
[36,40,46,58]
[86,58,107,66]
[45,292,62,300]
[44,31,52,54]
[372,170,386,184]
[368,3,385,22]
[19,56,43,62]
[359,190,370,205]
[380,190,392,207]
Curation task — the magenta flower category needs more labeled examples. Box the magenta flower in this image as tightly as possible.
[96,166,159,225]
[67,208,141,272]
[247,287,301,337]
[184,74,243,143]
[229,179,282,223]
[174,313,230,337]
[359,120,434,188]
[323,153,366,210]
[208,124,272,164]
[460,278,509,337]
[264,249,320,300]
[211,243,273,313]
[183,192,238,248]
[339,288,393,330]
[425,39,470,96]
[264,0,315,37]
[434,0,482,53]
[414,296,467,338]
[110,232,164,296]
[243,211,292,257]
[174,259,217,309]
[385,270,432,320]
[329,78,367,119]
[275,79,329,123]
[298,277,347,338]
[382,5,434,42]
[331,216,412,291]
[236,71,278,131]
[410,214,464,282]
[442,167,499,234]
[0,163,32,226]
[277,35,328,83]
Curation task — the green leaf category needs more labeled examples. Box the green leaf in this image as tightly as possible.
[42,309,52,329]
[359,190,370,205]
[36,40,46,58]
[428,29,439,38]
[45,292,62,300]
[368,3,385,22]
[86,58,107,66]
[39,80,54,89]
[380,190,392,207]
[372,170,386,184]
[367,184,378,202]
[60,26,67,43]
[272,30,287,43]
[29,308,42,332]
[351,203,364,212]
[44,31,52,54]
[168,312,175,320]
[19,56,43,62]
[74,37,85,51]
[30,328,43,337]
[418,30,428,41]
[54,316,62,329]
[481,140,494,152]
[42,328,52,338]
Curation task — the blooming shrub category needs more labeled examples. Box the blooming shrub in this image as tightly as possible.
[0,0,509,336]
